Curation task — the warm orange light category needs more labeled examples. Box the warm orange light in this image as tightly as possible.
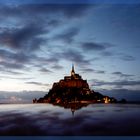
[105,97,109,104]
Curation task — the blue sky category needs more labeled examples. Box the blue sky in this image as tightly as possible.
[0,1,140,103]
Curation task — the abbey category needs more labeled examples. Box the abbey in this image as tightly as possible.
[52,64,91,95]
[33,65,117,104]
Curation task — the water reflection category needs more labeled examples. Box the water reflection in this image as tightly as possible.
[51,102,90,116]
[0,103,140,135]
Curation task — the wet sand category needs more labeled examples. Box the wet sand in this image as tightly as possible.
[0,103,140,135]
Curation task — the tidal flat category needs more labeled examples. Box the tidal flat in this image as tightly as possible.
[0,103,140,136]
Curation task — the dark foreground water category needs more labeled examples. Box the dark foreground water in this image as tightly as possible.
[0,103,140,136]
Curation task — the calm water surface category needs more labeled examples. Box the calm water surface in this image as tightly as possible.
[0,103,140,135]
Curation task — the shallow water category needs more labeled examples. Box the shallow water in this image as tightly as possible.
[0,103,140,135]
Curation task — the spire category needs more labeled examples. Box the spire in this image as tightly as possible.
[71,109,75,116]
[72,64,74,72]
[71,64,75,76]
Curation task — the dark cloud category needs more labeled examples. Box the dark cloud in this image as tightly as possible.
[0,49,14,63]
[120,55,135,61]
[0,4,89,71]
[39,68,53,73]
[60,49,91,66]
[0,0,93,5]
[19,4,90,18]
[98,52,135,61]
[80,68,105,74]
[0,24,47,52]
[112,72,123,75]
[112,71,134,78]
[34,56,59,66]
[0,49,36,71]
[0,4,90,19]
[0,61,25,69]
[51,65,63,70]
[53,27,79,43]
[31,48,91,70]
[0,47,59,73]
[100,51,114,56]
[26,81,50,87]
[26,82,43,86]
[96,70,105,74]
[81,42,106,51]
[81,68,94,73]
[2,49,35,65]
[0,75,33,80]
[11,52,36,64]
[80,42,113,52]
[0,70,23,75]
[91,79,140,87]
[0,4,92,74]
[47,19,61,27]
[0,4,91,52]
[114,80,140,86]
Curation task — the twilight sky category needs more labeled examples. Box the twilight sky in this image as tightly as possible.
[0,0,140,103]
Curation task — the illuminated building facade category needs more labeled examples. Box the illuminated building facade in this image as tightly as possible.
[52,65,91,94]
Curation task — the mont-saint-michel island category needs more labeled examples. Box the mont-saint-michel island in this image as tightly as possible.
[33,65,122,106]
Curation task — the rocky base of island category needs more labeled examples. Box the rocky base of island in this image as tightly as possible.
[33,87,119,104]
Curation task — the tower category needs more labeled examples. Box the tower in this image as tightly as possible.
[71,64,75,76]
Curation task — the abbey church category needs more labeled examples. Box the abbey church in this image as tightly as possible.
[52,65,91,94]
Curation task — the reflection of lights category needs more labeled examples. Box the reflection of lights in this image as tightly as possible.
[56,99,61,103]
[104,97,109,104]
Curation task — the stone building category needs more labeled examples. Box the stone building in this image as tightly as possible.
[52,64,91,94]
